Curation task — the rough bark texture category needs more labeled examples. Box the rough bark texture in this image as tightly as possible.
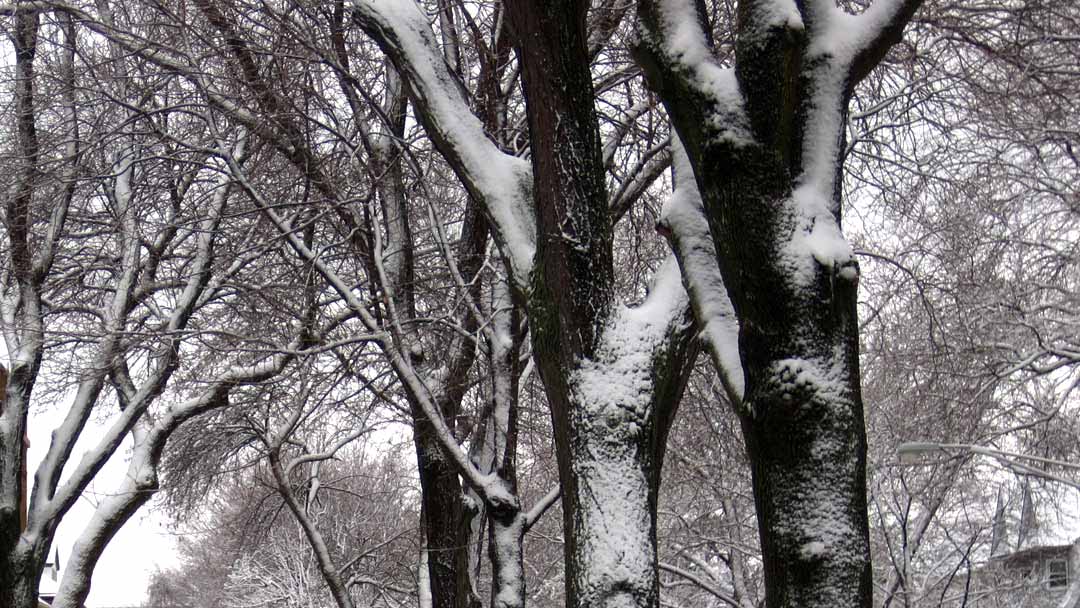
[636,1,923,606]
[503,3,697,607]
[413,408,470,608]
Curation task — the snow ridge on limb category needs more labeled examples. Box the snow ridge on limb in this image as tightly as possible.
[784,0,922,285]
[350,0,535,288]
[796,0,925,195]
[633,0,752,148]
[658,139,745,408]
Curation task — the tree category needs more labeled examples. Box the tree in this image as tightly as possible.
[146,441,420,608]
[13,2,1066,608]
[844,1,1080,605]
[634,1,925,606]
[0,6,341,606]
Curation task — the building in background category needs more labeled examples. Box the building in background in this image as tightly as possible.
[972,483,1080,608]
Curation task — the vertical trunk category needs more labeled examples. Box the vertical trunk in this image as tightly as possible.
[486,279,526,608]
[691,146,868,608]
[488,513,525,608]
[502,3,699,607]
[3,554,44,608]
[633,2,927,605]
[413,411,469,608]
[738,326,870,608]
[355,4,696,608]
[681,138,871,608]
[1,10,44,608]
[562,433,660,608]
[502,1,625,605]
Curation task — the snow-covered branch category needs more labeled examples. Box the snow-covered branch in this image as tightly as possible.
[30,149,237,532]
[634,0,752,147]
[351,0,535,287]
[51,334,305,608]
[522,485,561,531]
[659,141,745,407]
[659,561,741,608]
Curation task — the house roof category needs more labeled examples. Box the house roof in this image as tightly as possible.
[996,542,1074,568]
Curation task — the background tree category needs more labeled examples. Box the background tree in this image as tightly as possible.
[147,442,419,608]
[0,6,345,606]
[846,0,1080,605]
[3,2,1079,608]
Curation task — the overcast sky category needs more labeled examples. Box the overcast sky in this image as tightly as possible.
[29,406,179,608]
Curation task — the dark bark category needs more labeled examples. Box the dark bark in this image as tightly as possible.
[1,11,46,608]
[412,404,469,608]
[503,3,699,607]
[636,2,923,606]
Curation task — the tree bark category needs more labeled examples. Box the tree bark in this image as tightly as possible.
[501,3,700,607]
[636,1,923,606]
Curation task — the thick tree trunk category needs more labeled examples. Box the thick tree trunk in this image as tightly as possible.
[412,408,470,608]
[502,3,700,607]
[562,436,661,608]
[692,146,870,608]
[2,556,43,608]
[636,1,921,605]
[504,2,629,606]
[488,512,526,608]
[354,4,695,607]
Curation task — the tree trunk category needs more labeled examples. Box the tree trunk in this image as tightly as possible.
[635,1,923,605]
[1,10,46,607]
[502,3,700,607]
[413,414,471,608]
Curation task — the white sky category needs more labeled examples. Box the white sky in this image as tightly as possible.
[28,407,179,608]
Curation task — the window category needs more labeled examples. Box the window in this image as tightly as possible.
[1047,558,1068,589]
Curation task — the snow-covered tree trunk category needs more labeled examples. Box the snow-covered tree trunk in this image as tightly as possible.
[502,6,699,607]
[636,1,923,606]
[354,2,698,606]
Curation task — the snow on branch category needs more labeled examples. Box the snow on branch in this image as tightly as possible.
[351,0,535,287]
[799,0,925,87]
[523,485,561,531]
[784,0,921,283]
[635,0,752,146]
[658,561,742,608]
[659,140,745,406]
[31,162,240,529]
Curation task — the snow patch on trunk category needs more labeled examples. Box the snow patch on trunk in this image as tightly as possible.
[781,185,854,286]
[570,454,655,606]
[565,263,687,606]
[572,259,687,435]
